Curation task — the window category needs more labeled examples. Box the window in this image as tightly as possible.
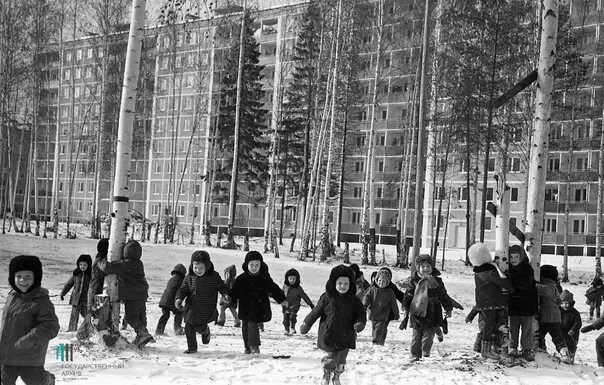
[60,144,66,155]
[78,182,84,192]
[508,157,521,172]
[152,183,159,195]
[574,188,587,202]
[64,69,71,81]
[66,52,72,62]
[436,158,446,172]
[361,111,368,121]
[353,187,362,198]
[74,87,80,98]
[355,161,364,173]
[63,88,70,98]
[548,158,560,171]
[379,135,385,146]
[545,218,557,232]
[460,158,470,172]
[152,204,160,216]
[545,187,558,201]
[351,211,361,224]
[76,49,82,60]
[484,217,492,231]
[59,163,64,173]
[87,48,93,59]
[573,219,585,234]
[89,182,94,193]
[381,110,387,120]
[510,187,519,202]
[576,156,589,171]
[58,182,63,192]
[213,207,219,217]
[377,187,383,198]
[154,162,162,173]
[77,201,83,211]
[356,135,365,147]
[488,158,495,172]
[177,205,185,216]
[378,161,384,172]
[459,187,469,201]
[486,187,494,201]
[86,66,92,78]
[375,213,381,225]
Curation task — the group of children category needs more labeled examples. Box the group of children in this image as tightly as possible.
[6,241,604,385]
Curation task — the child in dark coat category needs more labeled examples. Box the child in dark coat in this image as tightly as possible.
[87,238,108,312]
[560,289,581,363]
[282,268,314,335]
[300,264,366,385]
[216,265,240,327]
[230,251,287,354]
[60,254,92,331]
[175,250,229,354]
[585,277,604,320]
[1,255,60,385]
[97,240,154,347]
[402,254,454,361]
[537,265,572,363]
[507,244,538,361]
[363,269,400,345]
[581,307,604,366]
[468,243,514,360]
[155,263,186,336]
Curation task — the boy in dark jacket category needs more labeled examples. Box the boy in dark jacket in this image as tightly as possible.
[560,289,581,364]
[97,239,154,348]
[216,265,240,327]
[585,277,604,320]
[230,251,287,355]
[155,263,186,336]
[60,254,92,331]
[1,255,59,385]
[87,238,108,313]
[301,265,366,385]
[175,251,229,353]
[282,268,314,335]
[468,243,515,360]
[402,254,454,361]
[507,244,538,361]
[363,269,400,345]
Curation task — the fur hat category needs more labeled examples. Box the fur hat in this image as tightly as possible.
[468,243,492,266]
[123,240,142,260]
[560,289,574,304]
[540,265,559,281]
[172,263,186,277]
[244,251,263,265]
[509,244,527,261]
[9,255,43,293]
[284,268,301,286]
[326,264,356,297]
[415,254,433,268]
[190,250,214,276]
[97,238,109,254]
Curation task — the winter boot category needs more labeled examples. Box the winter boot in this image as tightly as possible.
[321,369,331,385]
[234,319,241,328]
[135,328,156,348]
[250,346,260,354]
[560,347,573,364]
[473,334,482,353]
[523,349,535,362]
[174,325,185,336]
[215,320,225,327]
[201,328,211,344]
[332,364,345,385]
[481,341,499,360]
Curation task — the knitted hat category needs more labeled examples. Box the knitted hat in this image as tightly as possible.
[376,269,391,285]
[123,240,142,260]
[172,263,187,277]
[540,265,559,281]
[468,243,493,266]
[326,264,356,297]
[97,238,109,254]
[560,289,574,304]
[415,254,433,268]
[284,268,301,286]
[9,255,43,293]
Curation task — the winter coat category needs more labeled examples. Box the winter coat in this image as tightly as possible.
[585,286,604,307]
[508,259,538,316]
[176,261,228,325]
[473,263,515,310]
[283,269,313,313]
[159,264,186,312]
[403,268,453,330]
[61,254,93,306]
[560,306,582,344]
[363,286,400,321]
[303,265,366,352]
[536,278,562,323]
[96,255,148,301]
[220,265,237,308]
[87,252,108,305]
[230,262,286,322]
[0,288,60,366]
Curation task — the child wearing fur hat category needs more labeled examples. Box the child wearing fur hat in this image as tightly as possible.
[507,244,538,361]
[230,251,287,354]
[87,238,109,312]
[402,254,454,361]
[363,268,400,345]
[585,277,604,320]
[468,243,514,360]
[175,250,229,353]
[96,239,154,348]
[216,265,241,327]
[300,265,366,385]
[537,265,572,363]
[282,268,314,335]
[155,263,187,336]
[60,254,92,331]
[1,255,60,385]
[560,289,581,364]
[349,263,371,300]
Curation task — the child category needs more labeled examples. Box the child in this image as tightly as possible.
[585,277,604,320]
[300,265,366,385]
[282,268,314,335]
[175,251,229,354]
[581,308,604,366]
[537,265,572,363]
[87,238,108,313]
[60,254,92,331]
[216,265,240,327]
[507,244,538,361]
[1,255,60,385]
[97,239,154,347]
[468,243,514,360]
[350,264,370,300]
[155,263,186,336]
[363,268,400,345]
[230,251,287,354]
[560,289,581,364]
[402,254,454,361]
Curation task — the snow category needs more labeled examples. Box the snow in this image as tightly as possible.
[2,227,604,385]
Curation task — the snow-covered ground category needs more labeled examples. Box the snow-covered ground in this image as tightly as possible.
[1,226,604,385]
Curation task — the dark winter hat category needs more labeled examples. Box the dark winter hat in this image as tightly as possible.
[415,254,433,268]
[468,243,492,266]
[9,255,43,293]
[75,254,93,276]
[244,250,264,265]
[509,244,528,261]
[593,277,603,287]
[285,268,301,286]
[540,265,559,282]
[560,289,574,305]
[123,240,142,260]
[326,264,356,297]
[191,250,211,268]
[172,263,187,277]
[349,263,362,280]
[97,238,109,254]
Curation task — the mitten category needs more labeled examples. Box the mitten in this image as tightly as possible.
[60,295,65,301]
[14,336,35,350]
[465,315,472,323]
[445,309,452,318]
[581,325,595,333]
[353,322,364,333]
[310,304,315,309]
[175,299,184,311]
[299,322,310,335]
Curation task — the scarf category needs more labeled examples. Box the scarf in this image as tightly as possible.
[410,275,439,317]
